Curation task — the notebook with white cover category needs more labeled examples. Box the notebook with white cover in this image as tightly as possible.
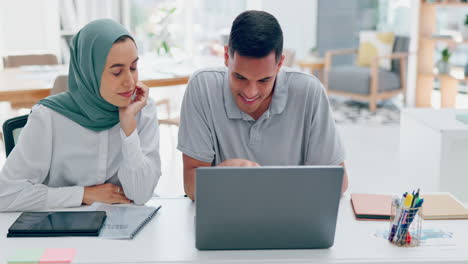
[87,202,161,239]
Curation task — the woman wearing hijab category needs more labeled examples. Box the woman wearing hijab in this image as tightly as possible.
[0,19,161,211]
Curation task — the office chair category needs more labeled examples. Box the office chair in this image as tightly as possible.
[2,114,28,157]
[155,98,180,126]
[51,75,68,95]
[324,35,409,112]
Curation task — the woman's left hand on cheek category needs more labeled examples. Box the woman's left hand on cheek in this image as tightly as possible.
[119,82,149,136]
[119,82,149,118]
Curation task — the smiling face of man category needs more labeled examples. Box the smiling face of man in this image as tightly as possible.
[225,48,284,120]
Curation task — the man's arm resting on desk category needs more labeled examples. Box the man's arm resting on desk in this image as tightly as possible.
[183,154,211,201]
[340,162,349,193]
[182,154,259,201]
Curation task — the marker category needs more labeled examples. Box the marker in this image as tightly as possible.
[404,194,414,208]
[411,189,420,208]
[415,198,424,208]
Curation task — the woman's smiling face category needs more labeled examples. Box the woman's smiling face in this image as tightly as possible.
[100,37,139,107]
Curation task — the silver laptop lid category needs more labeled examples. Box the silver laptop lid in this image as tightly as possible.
[195,166,343,250]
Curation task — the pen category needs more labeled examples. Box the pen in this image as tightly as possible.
[411,189,420,208]
[415,198,424,208]
[406,198,424,227]
[388,196,402,242]
[402,197,424,245]
[394,193,413,244]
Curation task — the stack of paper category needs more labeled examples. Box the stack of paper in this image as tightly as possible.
[421,193,468,220]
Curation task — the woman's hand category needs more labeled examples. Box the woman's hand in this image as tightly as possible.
[83,183,132,205]
[119,82,149,136]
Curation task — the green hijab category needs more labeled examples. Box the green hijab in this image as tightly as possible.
[38,19,132,131]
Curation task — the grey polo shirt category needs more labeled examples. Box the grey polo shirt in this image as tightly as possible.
[177,67,345,166]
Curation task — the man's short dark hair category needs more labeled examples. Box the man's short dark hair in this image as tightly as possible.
[228,10,283,62]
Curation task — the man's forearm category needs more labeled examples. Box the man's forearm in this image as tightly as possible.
[184,168,196,201]
[340,162,349,193]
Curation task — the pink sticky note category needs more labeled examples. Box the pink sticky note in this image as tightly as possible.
[39,248,76,263]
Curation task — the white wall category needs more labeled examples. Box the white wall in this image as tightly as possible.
[406,0,420,107]
[257,0,317,60]
[0,4,5,70]
[0,0,61,63]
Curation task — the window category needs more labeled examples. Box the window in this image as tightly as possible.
[129,0,246,58]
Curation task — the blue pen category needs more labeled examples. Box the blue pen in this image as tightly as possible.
[415,198,424,208]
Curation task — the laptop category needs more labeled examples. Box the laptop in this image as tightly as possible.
[195,166,344,250]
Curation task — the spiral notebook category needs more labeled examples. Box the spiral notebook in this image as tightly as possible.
[87,202,161,239]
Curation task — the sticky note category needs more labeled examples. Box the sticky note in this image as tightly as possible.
[8,248,44,264]
[39,248,76,263]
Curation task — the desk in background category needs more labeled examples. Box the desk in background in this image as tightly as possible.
[1,196,467,264]
[0,65,190,109]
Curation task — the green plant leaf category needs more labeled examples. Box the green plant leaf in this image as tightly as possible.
[441,48,451,62]
[162,41,170,54]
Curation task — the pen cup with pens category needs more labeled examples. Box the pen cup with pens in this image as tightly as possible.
[388,189,424,247]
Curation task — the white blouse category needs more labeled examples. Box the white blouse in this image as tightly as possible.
[0,99,161,211]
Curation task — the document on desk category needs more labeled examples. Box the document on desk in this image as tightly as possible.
[87,202,161,239]
[374,227,462,250]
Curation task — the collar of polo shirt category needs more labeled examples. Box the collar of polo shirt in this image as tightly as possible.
[223,69,288,121]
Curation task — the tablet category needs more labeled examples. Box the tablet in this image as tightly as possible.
[7,211,107,237]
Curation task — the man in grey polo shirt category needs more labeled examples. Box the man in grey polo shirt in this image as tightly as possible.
[178,10,348,200]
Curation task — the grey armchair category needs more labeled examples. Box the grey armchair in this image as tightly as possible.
[324,36,409,112]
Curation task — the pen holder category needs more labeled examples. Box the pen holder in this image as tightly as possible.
[388,203,422,247]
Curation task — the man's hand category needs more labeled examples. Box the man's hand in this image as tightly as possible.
[217,158,260,167]
[82,183,132,205]
[183,156,260,201]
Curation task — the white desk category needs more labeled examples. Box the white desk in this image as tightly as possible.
[1,197,468,264]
